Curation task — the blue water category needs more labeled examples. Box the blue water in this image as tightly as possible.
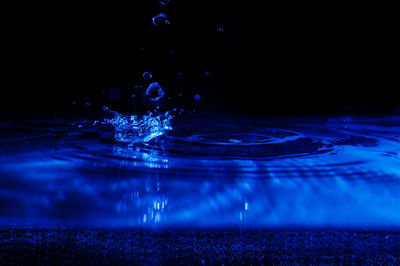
[1,113,400,228]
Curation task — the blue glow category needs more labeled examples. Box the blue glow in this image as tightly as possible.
[194,94,201,101]
[159,0,170,5]
[145,82,165,101]
[152,13,170,26]
[103,106,173,143]
[0,115,400,229]
[142,72,152,80]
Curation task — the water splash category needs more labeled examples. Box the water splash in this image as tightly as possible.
[103,106,173,143]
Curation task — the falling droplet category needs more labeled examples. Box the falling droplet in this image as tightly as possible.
[159,0,170,5]
[143,72,152,80]
[194,94,201,101]
[146,82,165,101]
[152,13,170,26]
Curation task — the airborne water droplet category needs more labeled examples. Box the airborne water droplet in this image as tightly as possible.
[143,72,152,80]
[159,0,170,5]
[152,13,170,26]
[146,82,165,101]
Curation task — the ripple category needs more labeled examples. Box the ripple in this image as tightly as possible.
[184,131,300,146]
[2,114,400,228]
[143,128,334,160]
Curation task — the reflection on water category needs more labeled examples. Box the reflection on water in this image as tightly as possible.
[0,113,400,228]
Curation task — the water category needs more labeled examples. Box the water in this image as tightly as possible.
[152,13,170,26]
[103,106,173,143]
[0,113,400,228]
[145,82,165,101]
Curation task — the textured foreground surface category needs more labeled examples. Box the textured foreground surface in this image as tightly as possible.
[1,228,399,265]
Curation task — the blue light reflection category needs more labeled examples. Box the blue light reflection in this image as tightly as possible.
[0,114,400,229]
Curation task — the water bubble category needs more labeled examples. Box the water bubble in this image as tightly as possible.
[194,94,201,101]
[142,72,152,80]
[159,0,170,5]
[146,82,165,101]
[108,87,121,101]
[152,13,170,26]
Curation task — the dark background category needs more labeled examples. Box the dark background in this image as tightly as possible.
[2,1,395,115]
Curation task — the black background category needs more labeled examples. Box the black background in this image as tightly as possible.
[2,1,395,115]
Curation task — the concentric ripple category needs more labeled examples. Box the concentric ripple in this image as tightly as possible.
[1,114,400,228]
[185,131,301,146]
[130,115,336,160]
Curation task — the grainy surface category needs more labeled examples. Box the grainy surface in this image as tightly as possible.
[1,228,399,265]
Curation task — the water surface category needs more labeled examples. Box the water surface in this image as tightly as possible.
[1,113,399,228]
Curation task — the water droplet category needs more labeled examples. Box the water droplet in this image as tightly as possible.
[152,13,170,26]
[142,72,152,80]
[159,0,170,5]
[108,87,121,101]
[194,94,201,101]
[146,82,165,101]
